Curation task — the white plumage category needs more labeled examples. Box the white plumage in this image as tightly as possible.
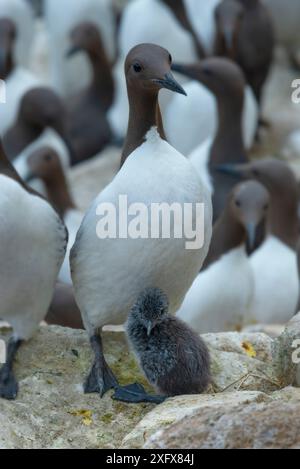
[185,0,220,55]
[0,174,67,340]
[71,127,212,332]
[59,208,83,285]
[177,246,253,333]
[164,80,258,155]
[248,236,299,324]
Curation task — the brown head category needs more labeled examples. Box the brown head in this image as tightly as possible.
[216,158,299,248]
[66,22,106,59]
[125,43,186,97]
[26,146,75,216]
[27,146,63,184]
[0,18,16,79]
[172,57,245,105]
[18,87,75,160]
[121,44,186,165]
[228,179,269,253]
[214,0,245,59]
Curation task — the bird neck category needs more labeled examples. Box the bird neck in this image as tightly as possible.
[43,170,76,218]
[209,95,247,167]
[0,139,28,185]
[268,189,299,250]
[121,89,166,166]
[0,54,14,81]
[87,46,115,111]
[161,0,206,58]
[238,0,258,9]
[202,205,245,269]
[6,118,43,160]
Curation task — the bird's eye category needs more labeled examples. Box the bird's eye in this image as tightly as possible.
[202,67,213,77]
[133,63,142,73]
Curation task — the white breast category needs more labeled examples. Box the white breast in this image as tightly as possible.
[177,246,253,333]
[0,175,66,339]
[71,128,212,331]
[59,208,83,285]
[164,80,258,155]
[185,0,220,55]
[0,67,41,136]
[248,236,298,324]
[119,0,198,61]
[44,0,115,96]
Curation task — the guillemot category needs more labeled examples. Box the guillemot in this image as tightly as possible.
[0,138,67,399]
[70,43,212,402]
[177,180,270,332]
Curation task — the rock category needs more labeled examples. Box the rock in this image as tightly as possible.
[242,324,285,338]
[144,387,300,449]
[272,312,300,387]
[0,319,299,448]
[122,391,270,449]
[0,326,154,449]
[205,332,280,393]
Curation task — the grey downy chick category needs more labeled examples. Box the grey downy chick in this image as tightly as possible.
[123,287,211,400]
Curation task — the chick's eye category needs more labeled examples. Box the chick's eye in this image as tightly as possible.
[133,63,142,73]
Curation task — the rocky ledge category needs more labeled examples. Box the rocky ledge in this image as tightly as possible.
[0,313,299,449]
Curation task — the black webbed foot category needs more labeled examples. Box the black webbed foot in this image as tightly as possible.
[112,383,166,404]
[0,365,19,400]
[84,361,118,397]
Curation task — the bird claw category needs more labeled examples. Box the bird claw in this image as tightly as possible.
[84,362,118,397]
[0,365,19,400]
[112,383,166,404]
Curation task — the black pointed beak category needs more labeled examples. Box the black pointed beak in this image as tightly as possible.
[153,72,187,96]
[171,63,197,81]
[0,44,9,77]
[246,222,257,255]
[66,45,81,59]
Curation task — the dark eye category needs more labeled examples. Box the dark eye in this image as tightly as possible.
[44,155,52,162]
[202,67,213,77]
[133,63,142,73]
[235,200,241,207]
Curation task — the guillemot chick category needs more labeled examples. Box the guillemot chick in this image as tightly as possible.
[122,288,211,400]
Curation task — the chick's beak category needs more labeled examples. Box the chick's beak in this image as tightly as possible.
[152,72,187,96]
